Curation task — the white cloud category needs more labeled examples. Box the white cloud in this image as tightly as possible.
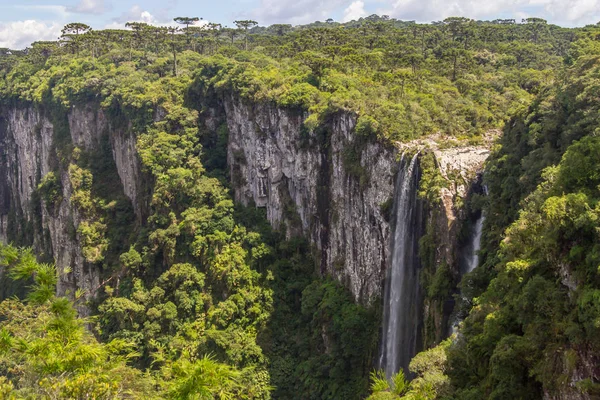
[381,0,600,25]
[115,5,160,24]
[0,20,62,49]
[106,5,200,29]
[108,5,212,30]
[343,1,368,22]
[544,0,600,24]
[106,5,162,29]
[250,0,346,25]
[68,0,112,15]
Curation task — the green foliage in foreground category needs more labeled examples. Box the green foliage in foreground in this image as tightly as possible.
[368,339,452,400]
[0,243,243,399]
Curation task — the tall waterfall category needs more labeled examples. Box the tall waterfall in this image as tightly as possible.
[379,153,422,379]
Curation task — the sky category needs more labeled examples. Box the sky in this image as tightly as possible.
[1,0,599,49]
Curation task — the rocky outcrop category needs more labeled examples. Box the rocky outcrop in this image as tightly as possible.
[543,346,599,400]
[0,104,143,313]
[68,106,144,219]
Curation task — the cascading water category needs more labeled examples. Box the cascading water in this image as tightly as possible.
[379,153,423,379]
[460,212,485,275]
[451,184,487,334]
[460,183,488,275]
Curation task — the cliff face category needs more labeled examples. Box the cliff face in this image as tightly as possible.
[0,104,142,313]
[2,97,595,399]
[0,97,488,328]
[222,96,491,308]
[425,146,491,345]
[223,96,398,302]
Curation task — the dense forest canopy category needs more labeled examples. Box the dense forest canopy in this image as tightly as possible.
[0,14,599,400]
[2,16,598,141]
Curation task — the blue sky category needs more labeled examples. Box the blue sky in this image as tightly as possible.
[1,0,599,49]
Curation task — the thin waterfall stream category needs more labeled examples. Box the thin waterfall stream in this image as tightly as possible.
[379,153,423,379]
[461,213,485,275]
[451,184,487,334]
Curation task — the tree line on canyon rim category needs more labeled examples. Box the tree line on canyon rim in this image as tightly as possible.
[0,14,599,399]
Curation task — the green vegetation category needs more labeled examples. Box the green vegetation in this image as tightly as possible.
[368,339,453,399]
[37,172,63,207]
[0,13,599,400]
[447,51,600,399]
[0,243,247,399]
[1,16,588,143]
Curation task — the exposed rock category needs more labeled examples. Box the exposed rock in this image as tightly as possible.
[0,104,142,314]
[434,146,490,197]
[543,347,600,400]
[224,96,397,301]
[1,97,491,324]
[69,104,144,219]
[222,95,492,305]
[439,187,456,227]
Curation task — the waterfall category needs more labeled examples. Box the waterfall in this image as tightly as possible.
[461,212,485,275]
[451,184,487,334]
[379,153,422,379]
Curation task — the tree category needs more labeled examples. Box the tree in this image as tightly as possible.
[174,16,201,30]
[207,23,223,53]
[125,22,153,59]
[167,26,180,76]
[522,17,548,43]
[296,50,332,78]
[270,24,292,36]
[60,22,92,55]
[167,355,240,399]
[222,27,237,45]
[28,41,59,63]
[0,244,158,398]
[61,22,92,37]
[174,16,201,47]
[234,20,258,50]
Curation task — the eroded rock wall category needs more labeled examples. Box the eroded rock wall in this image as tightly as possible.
[224,96,398,302]
[0,104,142,313]
[222,95,490,307]
[1,96,489,329]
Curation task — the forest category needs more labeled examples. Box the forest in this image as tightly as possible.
[0,13,599,399]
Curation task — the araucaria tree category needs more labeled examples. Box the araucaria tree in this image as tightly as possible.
[234,19,258,50]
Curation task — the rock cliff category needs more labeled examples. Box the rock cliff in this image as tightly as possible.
[1,97,490,326]
[0,104,142,313]
[223,96,398,302]
[222,95,491,306]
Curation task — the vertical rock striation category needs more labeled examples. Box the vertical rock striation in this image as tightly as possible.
[223,96,398,301]
[0,104,143,313]
[1,95,490,344]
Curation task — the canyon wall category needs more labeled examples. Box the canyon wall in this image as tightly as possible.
[221,96,490,306]
[0,104,142,314]
[223,96,398,302]
[0,97,487,321]
[1,96,595,399]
